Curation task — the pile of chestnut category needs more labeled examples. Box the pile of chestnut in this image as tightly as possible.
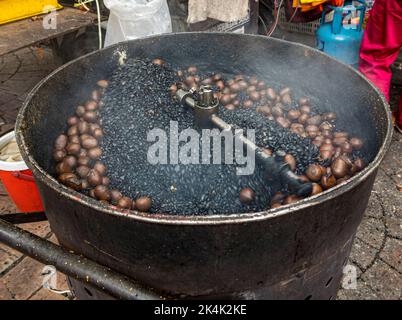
[53,79,152,212]
[167,63,366,208]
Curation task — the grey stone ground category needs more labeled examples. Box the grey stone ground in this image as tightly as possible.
[0,46,401,300]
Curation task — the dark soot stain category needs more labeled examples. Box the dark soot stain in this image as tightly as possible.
[100,59,319,215]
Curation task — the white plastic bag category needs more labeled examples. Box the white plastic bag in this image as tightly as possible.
[104,0,172,47]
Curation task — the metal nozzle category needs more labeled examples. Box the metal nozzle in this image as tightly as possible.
[177,86,219,128]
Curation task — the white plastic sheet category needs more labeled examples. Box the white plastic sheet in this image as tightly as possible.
[104,0,172,47]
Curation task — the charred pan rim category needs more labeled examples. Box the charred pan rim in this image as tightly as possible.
[15,33,393,226]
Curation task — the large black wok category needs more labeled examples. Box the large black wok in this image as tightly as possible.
[15,33,392,299]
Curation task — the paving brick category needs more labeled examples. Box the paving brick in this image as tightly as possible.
[0,54,20,75]
[385,217,402,240]
[349,238,378,271]
[380,134,402,179]
[355,216,386,250]
[0,281,13,299]
[20,221,52,239]
[379,238,402,273]
[47,233,60,245]
[0,243,23,264]
[373,169,402,219]
[364,192,383,220]
[361,260,402,300]
[337,279,380,300]
[1,257,46,300]
[0,247,21,275]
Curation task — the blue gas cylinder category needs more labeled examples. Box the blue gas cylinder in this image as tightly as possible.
[316,1,366,68]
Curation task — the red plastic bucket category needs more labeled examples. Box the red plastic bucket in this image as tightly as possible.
[0,131,44,212]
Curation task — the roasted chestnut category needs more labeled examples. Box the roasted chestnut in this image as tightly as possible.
[306,115,322,126]
[323,112,336,121]
[81,136,98,149]
[93,161,107,175]
[230,82,241,93]
[283,195,300,205]
[152,58,164,66]
[85,100,98,111]
[117,197,133,209]
[281,93,292,105]
[54,134,68,150]
[110,190,123,203]
[87,147,102,160]
[67,116,79,126]
[354,158,365,171]
[97,80,109,88]
[288,109,301,121]
[249,91,261,102]
[94,185,111,201]
[216,80,225,90]
[53,149,66,162]
[298,97,309,106]
[243,100,253,109]
[87,169,102,187]
[266,88,277,101]
[136,196,152,212]
[276,117,291,128]
[77,156,90,166]
[311,183,323,195]
[306,164,323,182]
[256,105,272,116]
[272,105,284,117]
[350,137,363,150]
[300,105,311,114]
[76,105,86,117]
[59,173,81,190]
[298,113,309,124]
[224,104,236,110]
[341,141,353,154]
[279,87,290,97]
[83,111,98,123]
[321,174,337,189]
[220,94,232,105]
[239,187,255,204]
[331,157,349,179]
[66,143,81,155]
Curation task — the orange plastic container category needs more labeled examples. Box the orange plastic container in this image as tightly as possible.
[0,131,44,212]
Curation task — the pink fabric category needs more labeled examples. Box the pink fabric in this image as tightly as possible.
[358,0,402,103]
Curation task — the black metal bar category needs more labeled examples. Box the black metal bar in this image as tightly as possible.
[0,218,162,300]
[1,211,47,224]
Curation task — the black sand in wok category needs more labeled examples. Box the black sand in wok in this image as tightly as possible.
[99,59,319,215]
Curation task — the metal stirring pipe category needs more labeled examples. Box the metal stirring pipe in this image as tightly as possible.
[176,86,313,197]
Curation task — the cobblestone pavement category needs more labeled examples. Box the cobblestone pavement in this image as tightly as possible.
[0,47,401,300]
